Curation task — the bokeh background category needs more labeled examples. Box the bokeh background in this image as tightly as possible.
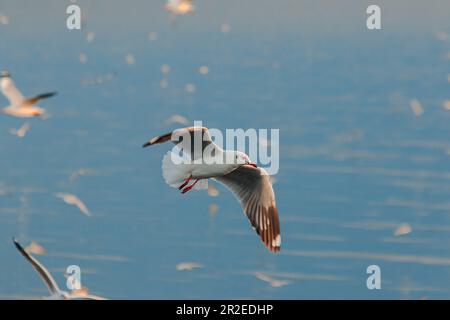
[1,0,450,299]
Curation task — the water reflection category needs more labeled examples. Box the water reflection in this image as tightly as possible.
[0,0,450,299]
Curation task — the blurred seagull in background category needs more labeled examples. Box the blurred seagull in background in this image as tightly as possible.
[254,272,290,287]
[165,0,194,15]
[143,126,281,253]
[9,122,31,138]
[56,193,91,217]
[1,71,56,118]
[13,238,106,300]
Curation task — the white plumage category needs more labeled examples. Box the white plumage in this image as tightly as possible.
[143,126,281,253]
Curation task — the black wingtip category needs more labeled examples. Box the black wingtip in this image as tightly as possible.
[142,142,151,148]
[38,92,57,100]
[12,237,22,250]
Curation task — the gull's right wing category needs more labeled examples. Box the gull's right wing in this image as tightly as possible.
[143,126,221,161]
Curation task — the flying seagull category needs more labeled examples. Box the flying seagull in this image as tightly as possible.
[55,192,91,217]
[13,238,106,300]
[1,71,56,118]
[143,126,281,253]
[9,122,31,138]
[165,0,194,15]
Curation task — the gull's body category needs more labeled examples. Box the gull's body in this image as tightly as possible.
[56,192,91,217]
[165,0,194,15]
[9,122,31,138]
[1,71,56,118]
[143,126,281,253]
[13,238,106,300]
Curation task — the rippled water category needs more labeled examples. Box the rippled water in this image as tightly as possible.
[1,0,450,299]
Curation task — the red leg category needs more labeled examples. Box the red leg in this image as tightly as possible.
[178,175,192,190]
[181,179,200,194]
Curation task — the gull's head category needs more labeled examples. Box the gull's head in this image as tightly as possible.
[0,71,11,78]
[234,151,257,168]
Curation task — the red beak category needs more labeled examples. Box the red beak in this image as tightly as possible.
[248,162,257,168]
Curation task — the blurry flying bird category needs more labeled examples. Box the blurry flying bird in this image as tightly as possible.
[409,99,424,116]
[1,71,56,118]
[176,262,203,271]
[25,240,47,255]
[165,114,189,126]
[9,122,31,138]
[13,238,106,300]
[207,184,219,197]
[254,272,290,287]
[165,0,194,15]
[394,223,412,236]
[55,193,91,217]
[69,168,95,183]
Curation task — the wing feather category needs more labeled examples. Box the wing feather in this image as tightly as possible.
[22,92,57,108]
[143,126,221,160]
[214,165,281,253]
[13,238,61,295]
[1,77,25,107]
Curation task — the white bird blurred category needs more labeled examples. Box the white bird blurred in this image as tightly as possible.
[164,114,189,126]
[143,126,281,253]
[0,15,9,25]
[69,168,95,183]
[25,240,47,255]
[254,272,290,287]
[56,193,91,217]
[394,223,412,236]
[207,184,219,197]
[1,71,56,118]
[165,0,194,15]
[13,238,106,300]
[409,99,424,116]
[9,122,31,138]
[176,262,203,271]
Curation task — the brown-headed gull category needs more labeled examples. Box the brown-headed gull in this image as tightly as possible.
[1,71,56,118]
[143,126,281,253]
[13,238,106,300]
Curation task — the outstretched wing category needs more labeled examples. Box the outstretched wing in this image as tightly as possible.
[13,238,61,295]
[22,92,57,108]
[214,166,281,253]
[1,77,25,107]
[143,126,221,160]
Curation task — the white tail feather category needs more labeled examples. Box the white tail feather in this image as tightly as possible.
[162,151,189,188]
[162,151,208,190]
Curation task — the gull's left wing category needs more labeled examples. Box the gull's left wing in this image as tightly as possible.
[214,165,281,253]
[13,238,62,295]
[22,92,57,108]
